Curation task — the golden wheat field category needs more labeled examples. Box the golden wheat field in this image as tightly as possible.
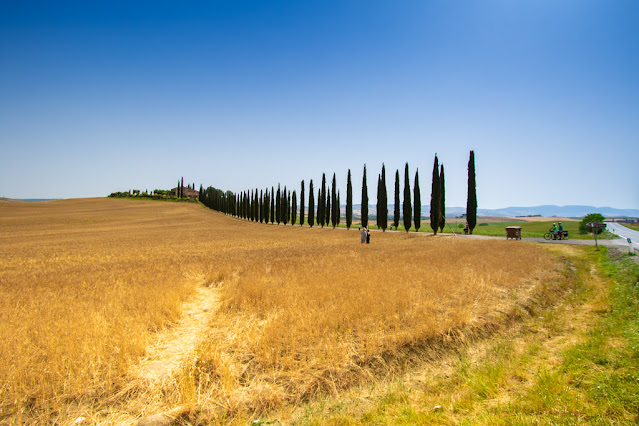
[0,198,558,423]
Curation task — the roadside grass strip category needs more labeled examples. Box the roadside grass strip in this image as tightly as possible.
[289,246,639,425]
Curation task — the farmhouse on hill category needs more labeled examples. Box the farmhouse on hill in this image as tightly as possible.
[170,186,199,198]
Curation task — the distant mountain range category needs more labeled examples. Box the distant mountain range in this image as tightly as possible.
[351,204,639,218]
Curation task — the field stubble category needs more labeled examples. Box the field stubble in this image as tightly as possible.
[0,198,557,423]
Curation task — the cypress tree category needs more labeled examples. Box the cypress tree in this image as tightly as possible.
[266,188,270,223]
[259,190,264,223]
[376,174,381,230]
[292,190,297,226]
[308,180,315,228]
[380,164,387,231]
[252,189,256,221]
[181,177,184,198]
[245,191,249,220]
[283,186,288,224]
[361,165,368,228]
[270,186,275,224]
[326,180,331,228]
[439,164,446,233]
[394,170,400,230]
[346,169,353,230]
[276,185,281,225]
[430,155,440,234]
[337,191,341,227]
[467,150,477,234]
[414,169,421,232]
[284,187,291,224]
[255,188,259,221]
[319,173,326,227]
[254,189,258,221]
[250,189,254,221]
[300,180,305,226]
[263,189,268,222]
[403,163,411,232]
[331,173,337,228]
[177,180,180,198]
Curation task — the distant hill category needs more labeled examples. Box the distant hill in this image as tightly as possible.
[350,204,639,219]
[1,198,60,203]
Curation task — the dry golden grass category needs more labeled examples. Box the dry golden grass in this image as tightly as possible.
[0,198,556,423]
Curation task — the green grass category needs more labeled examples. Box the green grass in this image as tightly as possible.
[443,220,617,240]
[621,222,639,231]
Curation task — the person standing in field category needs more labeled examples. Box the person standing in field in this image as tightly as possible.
[558,222,563,240]
[361,227,367,244]
[366,227,370,244]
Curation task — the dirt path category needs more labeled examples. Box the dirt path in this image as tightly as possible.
[100,279,222,424]
[133,282,221,383]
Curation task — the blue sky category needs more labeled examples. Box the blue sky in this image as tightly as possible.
[1,0,637,209]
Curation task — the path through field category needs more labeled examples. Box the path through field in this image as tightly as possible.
[134,279,220,383]
[106,277,223,424]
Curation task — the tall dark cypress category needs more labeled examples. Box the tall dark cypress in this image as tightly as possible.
[270,186,275,224]
[308,180,315,228]
[331,173,337,228]
[276,185,281,225]
[326,181,331,228]
[284,187,288,224]
[254,189,259,221]
[467,150,477,234]
[255,188,259,221]
[181,177,184,198]
[376,174,381,229]
[319,173,326,227]
[299,180,305,226]
[414,169,421,232]
[346,169,353,230]
[430,155,440,234]
[253,189,257,221]
[403,163,411,232]
[263,189,268,222]
[394,170,400,230]
[361,165,368,228]
[292,190,297,225]
[177,180,181,198]
[336,191,341,227]
[286,189,290,225]
[439,164,446,233]
[380,164,387,231]
[259,190,264,223]
[249,190,253,221]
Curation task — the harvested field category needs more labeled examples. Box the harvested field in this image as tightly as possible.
[0,198,557,423]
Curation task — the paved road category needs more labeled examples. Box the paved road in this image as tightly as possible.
[605,222,639,252]
[456,228,636,251]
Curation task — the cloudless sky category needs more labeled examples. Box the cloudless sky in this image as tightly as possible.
[1,0,638,209]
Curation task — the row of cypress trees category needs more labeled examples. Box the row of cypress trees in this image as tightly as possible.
[198,151,477,234]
